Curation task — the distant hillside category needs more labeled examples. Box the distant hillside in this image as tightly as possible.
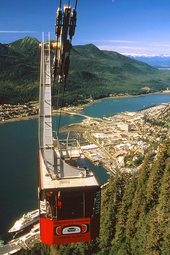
[0,37,170,105]
[7,36,40,61]
[0,37,40,104]
[0,37,40,81]
[123,53,170,67]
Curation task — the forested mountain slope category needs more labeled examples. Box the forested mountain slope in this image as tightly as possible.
[0,37,40,104]
[1,37,170,106]
[19,137,170,254]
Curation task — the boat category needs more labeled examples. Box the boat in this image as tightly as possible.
[0,240,4,246]
[8,209,39,233]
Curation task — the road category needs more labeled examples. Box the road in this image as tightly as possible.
[84,127,118,168]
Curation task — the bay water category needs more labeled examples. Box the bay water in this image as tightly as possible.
[0,94,170,239]
[83,94,170,118]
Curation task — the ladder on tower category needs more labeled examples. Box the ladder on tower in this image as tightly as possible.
[39,33,57,179]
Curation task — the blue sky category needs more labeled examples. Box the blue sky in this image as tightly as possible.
[1,0,170,55]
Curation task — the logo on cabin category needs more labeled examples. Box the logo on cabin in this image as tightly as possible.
[54,224,89,235]
[40,200,46,214]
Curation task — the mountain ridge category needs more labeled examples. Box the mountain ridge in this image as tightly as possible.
[122,53,170,67]
[0,36,170,105]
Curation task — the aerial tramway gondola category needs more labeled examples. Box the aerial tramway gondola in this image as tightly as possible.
[38,0,101,245]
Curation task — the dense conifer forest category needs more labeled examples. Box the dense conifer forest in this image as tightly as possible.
[19,137,170,255]
[1,36,170,107]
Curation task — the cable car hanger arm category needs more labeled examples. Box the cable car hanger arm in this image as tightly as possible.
[51,0,77,83]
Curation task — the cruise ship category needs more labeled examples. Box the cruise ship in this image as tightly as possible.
[8,209,39,233]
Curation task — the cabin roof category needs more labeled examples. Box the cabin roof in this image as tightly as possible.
[39,151,99,189]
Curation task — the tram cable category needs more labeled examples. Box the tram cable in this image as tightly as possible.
[56,78,67,135]
[51,0,78,138]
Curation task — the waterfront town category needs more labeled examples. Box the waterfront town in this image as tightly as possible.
[0,101,170,254]
[61,102,170,175]
[0,102,39,122]
[0,224,40,255]
[1,101,170,175]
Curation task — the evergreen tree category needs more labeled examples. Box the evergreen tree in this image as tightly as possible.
[19,138,170,255]
[157,157,170,253]
[98,172,131,254]
[142,208,161,255]
[125,154,151,253]
[111,173,138,254]
[146,138,170,211]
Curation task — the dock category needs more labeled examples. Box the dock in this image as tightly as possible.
[0,224,40,255]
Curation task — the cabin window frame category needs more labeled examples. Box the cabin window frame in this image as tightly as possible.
[40,188,99,220]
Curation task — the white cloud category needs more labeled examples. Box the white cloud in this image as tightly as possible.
[96,44,170,55]
[97,45,149,51]
[79,39,170,54]
[103,39,137,43]
[0,31,36,33]
[80,39,138,44]
[148,42,170,47]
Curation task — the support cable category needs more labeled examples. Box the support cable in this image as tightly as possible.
[75,0,77,9]
[57,78,67,135]
[52,0,78,137]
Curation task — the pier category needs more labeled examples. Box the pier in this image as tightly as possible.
[0,224,40,255]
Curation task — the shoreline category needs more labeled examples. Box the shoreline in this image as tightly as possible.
[1,92,170,125]
[0,115,38,125]
[82,91,170,107]
[75,91,170,110]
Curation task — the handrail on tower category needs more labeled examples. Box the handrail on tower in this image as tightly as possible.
[39,33,55,179]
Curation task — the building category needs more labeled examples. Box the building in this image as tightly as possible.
[118,123,131,132]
